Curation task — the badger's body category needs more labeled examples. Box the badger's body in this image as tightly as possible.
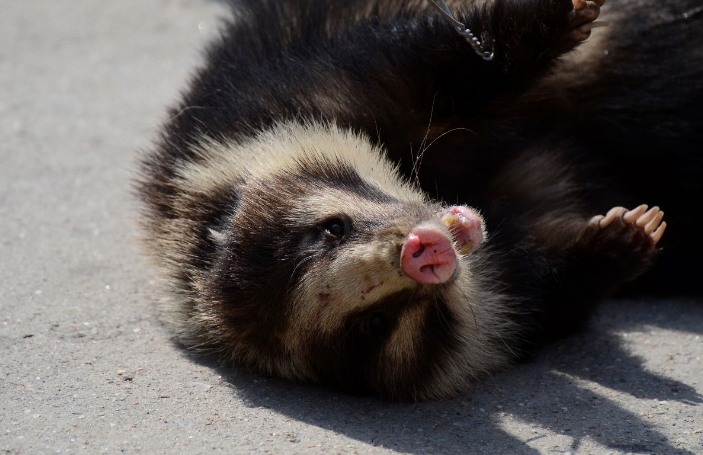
[138,0,703,399]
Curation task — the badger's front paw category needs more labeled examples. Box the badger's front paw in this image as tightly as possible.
[560,0,607,51]
[589,204,666,244]
[580,204,665,279]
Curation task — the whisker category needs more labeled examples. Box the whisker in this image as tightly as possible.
[412,92,439,184]
[422,127,476,155]
[455,284,479,330]
[289,252,316,285]
[433,295,452,332]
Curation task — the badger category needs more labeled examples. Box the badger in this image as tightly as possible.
[137,0,703,400]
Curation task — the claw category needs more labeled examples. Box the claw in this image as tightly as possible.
[644,211,664,235]
[578,21,609,33]
[590,214,605,225]
[573,0,587,11]
[636,206,660,228]
[600,207,626,228]
[623,204,648,223]
[650,221,667,244]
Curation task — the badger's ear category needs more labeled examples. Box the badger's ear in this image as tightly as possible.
[209,228,228,245]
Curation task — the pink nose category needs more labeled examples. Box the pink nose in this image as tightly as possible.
[400,226,457,284]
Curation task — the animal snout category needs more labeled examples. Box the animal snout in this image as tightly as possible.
[400,226,457,284]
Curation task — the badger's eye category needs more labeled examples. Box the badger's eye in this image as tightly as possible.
[347,312,392,337]
[369,313,386,331]
[323,218,346,239]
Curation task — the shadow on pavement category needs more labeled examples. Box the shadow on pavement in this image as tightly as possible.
[184,298,703,454]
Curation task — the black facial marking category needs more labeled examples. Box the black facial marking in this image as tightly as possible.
[294,160,397,204]
[368,313,387,331]
[302,289,463,399]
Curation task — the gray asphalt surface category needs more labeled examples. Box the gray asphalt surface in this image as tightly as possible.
[2,1,702,454]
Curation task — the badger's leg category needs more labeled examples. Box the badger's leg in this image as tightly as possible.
[478,146,668,342]
[556,0,608,55]
[479,203,665,347]
[296,0,608,151]
[385,0,607,153]
[434,0,609,97]
[463,0,607,71]
[512,204,666,342]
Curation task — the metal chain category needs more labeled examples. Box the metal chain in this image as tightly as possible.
[426,0,495,61]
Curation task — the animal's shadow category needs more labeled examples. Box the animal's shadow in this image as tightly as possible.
[186,299,703,454]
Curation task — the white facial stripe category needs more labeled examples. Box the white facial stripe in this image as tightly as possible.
[382,303,427,365]
[287,188,400,227]
[178,121,425,205]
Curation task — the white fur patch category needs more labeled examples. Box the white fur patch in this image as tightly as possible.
[178,121,425,205]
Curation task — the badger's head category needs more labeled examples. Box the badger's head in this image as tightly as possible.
[146,122,516,400]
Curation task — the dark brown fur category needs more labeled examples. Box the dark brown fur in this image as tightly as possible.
[137,0,703,400]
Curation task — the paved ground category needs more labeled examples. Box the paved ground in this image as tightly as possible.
[2,1,702,454]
